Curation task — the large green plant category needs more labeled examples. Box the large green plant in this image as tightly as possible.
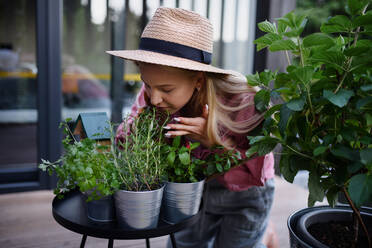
[39,121,120,201]
[246,0,372,245]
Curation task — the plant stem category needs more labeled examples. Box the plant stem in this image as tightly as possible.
[297,37,304,67]
[342,186,371,248]
[285,50,291,66]
[334,6,366,94]
[284,144,314,160]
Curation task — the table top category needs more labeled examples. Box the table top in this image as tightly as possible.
[52,190,202,240]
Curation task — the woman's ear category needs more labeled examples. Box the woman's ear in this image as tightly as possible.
[195,72,206,90]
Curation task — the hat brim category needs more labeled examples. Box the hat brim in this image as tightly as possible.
[106,50,240,77]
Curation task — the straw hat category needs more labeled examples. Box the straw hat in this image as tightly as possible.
[107,7,238,76]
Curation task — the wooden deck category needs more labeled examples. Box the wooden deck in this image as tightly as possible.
[0,176,311,247]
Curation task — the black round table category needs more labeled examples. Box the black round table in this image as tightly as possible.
[52,190,202,248]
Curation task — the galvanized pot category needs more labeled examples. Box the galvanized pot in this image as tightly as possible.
[81,191,116,222]
[114,185,164,230]
[162,179,205,223]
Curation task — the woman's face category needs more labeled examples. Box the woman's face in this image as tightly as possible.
[139,63,203,114]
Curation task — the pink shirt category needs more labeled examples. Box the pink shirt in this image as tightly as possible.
[116,85,275,192]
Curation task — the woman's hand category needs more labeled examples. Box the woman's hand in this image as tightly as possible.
[164,104,214,148]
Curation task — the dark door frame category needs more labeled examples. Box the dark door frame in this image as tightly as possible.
[0,0,62,193]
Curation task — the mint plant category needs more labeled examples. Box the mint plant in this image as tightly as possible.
[163,136,205,183]
[39,120,120,201]
[246,0,372,245]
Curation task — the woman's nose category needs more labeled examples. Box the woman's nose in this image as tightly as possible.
[150,90,162,106]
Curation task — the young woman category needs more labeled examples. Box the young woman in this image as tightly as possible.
[110,7,277,248]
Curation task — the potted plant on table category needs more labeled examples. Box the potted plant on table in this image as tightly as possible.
[161,135,206,223]
[39,119,119,222]
[246,0,372,247]
[113,107,169,230]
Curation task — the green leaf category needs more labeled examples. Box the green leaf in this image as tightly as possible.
[172,135,181,148]
[246,73,260,86]
[206,164,216,176]
[245,146,258,158]
[277,20,287,34]
[348,174,372,208]
[313,146,328,156]
[356,96,372,109]
[303,33,335,48]
[330,145,360,161]
[320,15,352,33]
[287,97,305,111]
[264,104,282,118]
[326,186,341,207]
[259,70,276,86]
[323,89,354,108]
[189,142,200,150]
[311,51,345,70]
[175,168,182,176]
[216,163,223,173]
[308,170,325,207]
[86,167,93,175]
[348,162,364,174]
[167,151,176,165]
[361,85,372,92]
[279,105,293,137]
[360,149,372,165]
[179,152,190,166]
[344,46,370,56]
[347,0,369,15]
[254,33,281,51]
[254,90,271,112]
[353,13,372,27]
[258,20,277,34]
[269,39,297,52]
[279,155,297,183]
[225,159,231,171]
[293,66,314,85]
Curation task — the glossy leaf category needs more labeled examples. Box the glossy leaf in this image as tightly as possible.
[348,174,372,208]
[269,39,297,51]
[254,90,271,112]
[303,33,335,47]
[323,89,354,108]
[287,97,305,111]
[258,20,277,34]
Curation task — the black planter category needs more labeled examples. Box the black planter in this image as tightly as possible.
[81,193,116,222]
[288,205,372,248]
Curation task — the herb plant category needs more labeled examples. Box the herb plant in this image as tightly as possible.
[164,136,205,183]
[39,120,120,201]
[203,146,242,177]
[246,0,372,245]
[115,107,169,191]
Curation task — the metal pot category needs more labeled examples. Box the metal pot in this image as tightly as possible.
[114,185,164,230]
[81,191,115,222]
[162,179,205,224]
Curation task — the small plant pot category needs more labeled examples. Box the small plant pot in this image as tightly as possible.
[288,205,372,248]
[114,185,164,230]
[162,179,205,224]
[81,192,116,222]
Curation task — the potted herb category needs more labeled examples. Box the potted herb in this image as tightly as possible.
[39,119,119,222]
[246,0,372,247]
[161,136,206,223]
[113,107,169,229]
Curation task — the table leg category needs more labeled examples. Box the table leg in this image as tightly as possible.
[170,233,178,248]
[108,239,114,248]
[146,238,150,248]
[80,234,87,248]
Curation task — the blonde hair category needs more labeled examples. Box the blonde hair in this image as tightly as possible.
[204,73,264,149]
